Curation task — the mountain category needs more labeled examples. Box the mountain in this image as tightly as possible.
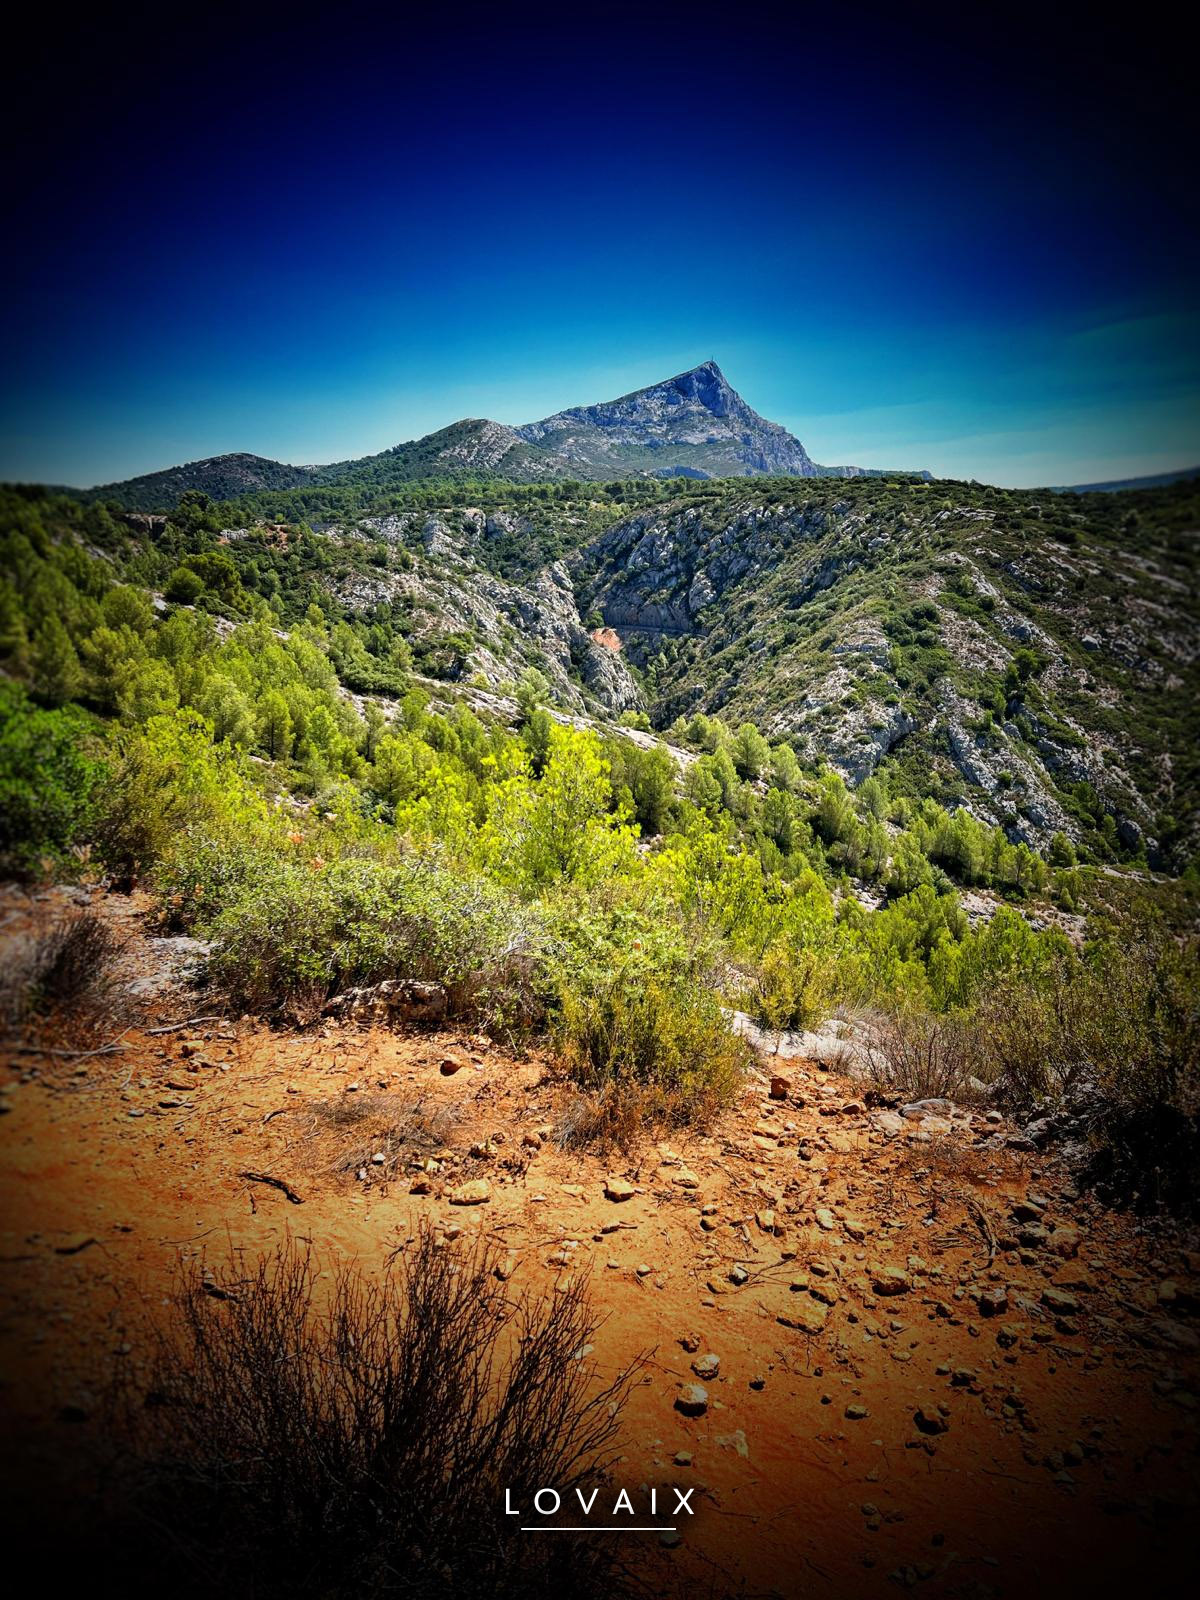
[90,451,315,506]
[80,363,929,509]
[514,359,822,478]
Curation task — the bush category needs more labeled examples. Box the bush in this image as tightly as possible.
[861,1008,983,1103]
[557,968,750,1142]
[0,681,107,875]
[1,908,129,1044]
[980,926,1200,1211]
[746,943,836,1033]
[205,854,548,1025]
[94,1230,644,1599]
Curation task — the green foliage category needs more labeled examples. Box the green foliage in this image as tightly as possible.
[205,855,547,1026]
[558,967,750,1135]
[0,682,107,874]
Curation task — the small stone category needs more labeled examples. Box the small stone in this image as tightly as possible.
[778,1299,829,1333]
[448,1179,491,1206]
[815,1207,837,1231]
[845,1403,869,1420]
[605,1177,636,1202]
[692,1352,720,1379]
[676,1383,708,1416]
[756,1208,776,1233]
[914,1407,949,1436]
[1041,1287,1079,1317]
[871,1268,911,1297]
[439,1057,464,1076]
[978,1286,1008,1317]
[636,1262,653,1277]
[770,1075,791,1100]
[674,1450,693,1466]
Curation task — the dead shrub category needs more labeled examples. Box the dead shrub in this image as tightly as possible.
[861,1009,984,1104]
[2,908,129,1043]
[93,1228,646,1599]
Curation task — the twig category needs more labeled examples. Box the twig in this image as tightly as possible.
[239,1170,304,1205]
[4,1036,129,1060]
[965,1198,997,1266]
[146,1016,224,1036]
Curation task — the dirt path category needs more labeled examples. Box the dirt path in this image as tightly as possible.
[0,889,1197,1597]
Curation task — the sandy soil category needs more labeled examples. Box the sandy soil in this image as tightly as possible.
[0,885,1197,1598]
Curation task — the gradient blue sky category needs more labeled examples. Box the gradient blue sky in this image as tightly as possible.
[2,4,1197,489]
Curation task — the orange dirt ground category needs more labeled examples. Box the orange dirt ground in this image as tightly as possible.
[0,886,1197,1598]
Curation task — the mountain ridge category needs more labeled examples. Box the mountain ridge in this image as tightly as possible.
[77,363,932,509]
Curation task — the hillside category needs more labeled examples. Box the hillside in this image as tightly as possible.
[78,364,930,510]
[192,475,1198,866]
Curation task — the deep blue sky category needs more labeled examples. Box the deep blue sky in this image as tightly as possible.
[3,4,1197,489]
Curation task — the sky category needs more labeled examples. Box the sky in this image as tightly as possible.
[2,3,1197,490]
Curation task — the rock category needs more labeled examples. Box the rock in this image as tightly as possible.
[1041,1287,1079,1317]
[673,1169,700,1189]
[756,1209,777,1233]
[636,1262,653,1277]
[692,1352,720,1379]
[1018,1223,1051,1249]
[521,1131,542,1149]
[440,1056,465,1076]
[729,1265,749,1285]
[778,1299,829,1334]
[604,1177,636,1202]
[978,1287,1008,1317]
[448,1179,491,1206]
[914,1406,949,1435]
[673,1450,693,1466]
[769,1075,791,1101]
[871,1268,911,1297]
[675,1383,709,1417]
[815,1207,837,1231]
[409,1176,433,1195]
[845,1403,869,1420]
[717,1428,749,1457]
[495,1252,517,1281]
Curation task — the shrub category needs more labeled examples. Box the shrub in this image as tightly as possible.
[205,855,549,1025]
[980,925,1200,1211]
[95,1230,644,1599]
[746,943,836,1034]
[0,681,107,875]
[861,1008,984,1103]
[557,968,750,1141]
[2,908,128,1044]
[93,710,269,888]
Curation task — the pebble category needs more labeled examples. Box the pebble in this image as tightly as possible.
[675,1383,708,1417]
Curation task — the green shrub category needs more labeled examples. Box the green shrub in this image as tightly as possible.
[557,968,750,1140]
[205,854,548,1025]
[0,681,107,875]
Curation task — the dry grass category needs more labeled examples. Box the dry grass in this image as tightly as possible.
[1,907,131,1046]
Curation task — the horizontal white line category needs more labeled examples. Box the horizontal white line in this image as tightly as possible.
[519,1526,676,1533]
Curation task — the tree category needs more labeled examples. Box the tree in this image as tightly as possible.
[732,721,770,781]
[257,690,294,761]
[31,616,83,705]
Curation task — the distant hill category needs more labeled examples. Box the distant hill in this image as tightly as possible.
[77,363,931,510]
[1051,466,1200,494]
